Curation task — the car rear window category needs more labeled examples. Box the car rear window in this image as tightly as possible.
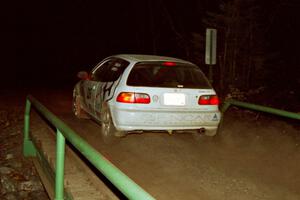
[127,62,212,89]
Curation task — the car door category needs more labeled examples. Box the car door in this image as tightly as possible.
[86,59,115,118]
[91,58,130,121]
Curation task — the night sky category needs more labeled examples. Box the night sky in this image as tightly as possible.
[3,0,300,98]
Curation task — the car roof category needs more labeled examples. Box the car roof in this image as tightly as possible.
[112,54,193,64]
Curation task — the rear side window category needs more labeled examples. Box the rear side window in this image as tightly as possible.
[127,62,212,89]
[92,59,129,82]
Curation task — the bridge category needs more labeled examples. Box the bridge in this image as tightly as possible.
[23,92,300,199]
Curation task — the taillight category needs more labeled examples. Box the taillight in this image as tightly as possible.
[198,95,219,105]
[117,92,150,104]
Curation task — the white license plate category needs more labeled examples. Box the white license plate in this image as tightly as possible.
[163,93,186,106]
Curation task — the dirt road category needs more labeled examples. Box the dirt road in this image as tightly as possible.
[30,89,300,199]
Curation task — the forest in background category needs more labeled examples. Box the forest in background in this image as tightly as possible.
[10,0,300,110]
[145,0,300,110]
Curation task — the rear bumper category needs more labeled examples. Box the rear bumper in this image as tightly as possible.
[110,106,221,131]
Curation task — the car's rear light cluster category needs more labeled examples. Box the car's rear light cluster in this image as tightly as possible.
[117,92,151,104]
[198,95,219,105]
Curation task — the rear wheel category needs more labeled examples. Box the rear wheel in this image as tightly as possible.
[72,90,89,119]
[101,104,125,138]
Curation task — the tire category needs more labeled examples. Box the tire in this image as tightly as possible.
[72,90,89,119]
[100,104,125,138]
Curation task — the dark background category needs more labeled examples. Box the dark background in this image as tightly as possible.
[3,0,300,109]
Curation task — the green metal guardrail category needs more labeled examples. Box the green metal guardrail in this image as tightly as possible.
[221,99,300,120]
[23,95,155,200]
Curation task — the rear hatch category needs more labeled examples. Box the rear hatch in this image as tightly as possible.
[123,61,219,111]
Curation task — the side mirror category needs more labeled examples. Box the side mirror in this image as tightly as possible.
[77,71,89,80]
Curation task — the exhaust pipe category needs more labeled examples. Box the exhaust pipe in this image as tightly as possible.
[198,128,205,134]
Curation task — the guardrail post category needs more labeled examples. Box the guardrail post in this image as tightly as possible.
[221,101,231,113]
[23,98,36,157]
[55,129,66,200]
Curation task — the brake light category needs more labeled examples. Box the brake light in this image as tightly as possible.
[210,95,220,105]
[163,61,176,66]
[117,92,150,104]
[198,95,219,105]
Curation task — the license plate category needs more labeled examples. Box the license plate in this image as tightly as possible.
[163,93,186,106]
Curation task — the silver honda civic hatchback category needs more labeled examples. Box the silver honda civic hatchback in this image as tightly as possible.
[73,54,221,138]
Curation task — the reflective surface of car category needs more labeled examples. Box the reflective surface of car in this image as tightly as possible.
[73,54,221,137]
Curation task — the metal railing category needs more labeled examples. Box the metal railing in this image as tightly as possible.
[221,99,300,120]
[23,95,155,200]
